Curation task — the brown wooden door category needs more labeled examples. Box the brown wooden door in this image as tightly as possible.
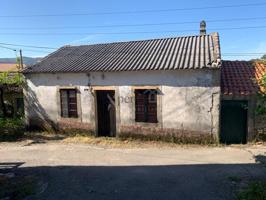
[96,90,116,137]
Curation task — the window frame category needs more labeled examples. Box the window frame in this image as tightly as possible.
[135,89,158,123]
[60,89,78,118]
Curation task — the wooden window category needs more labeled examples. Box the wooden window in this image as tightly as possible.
[60,89,78,118]
[135,89,157,123]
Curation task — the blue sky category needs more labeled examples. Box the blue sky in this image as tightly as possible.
[1,0,266,60]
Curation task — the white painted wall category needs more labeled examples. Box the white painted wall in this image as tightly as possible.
[24,69,220,136]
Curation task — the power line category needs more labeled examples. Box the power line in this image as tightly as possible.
[1,25,266,36]
[222,55,264,57]
[223,53,266,55]
[0,2,265,17]
[1,45,263,57]
[0,44,265,56]
[0,44,53,55]
[0,45,17,51]
[22,49,53,53]
[0,42,57,50]
[1,16,266,30]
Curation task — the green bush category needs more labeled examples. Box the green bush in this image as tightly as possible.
[236,181,266,200]
[256,72,266,115]
[0,118,25,141]
[256,93,266,115]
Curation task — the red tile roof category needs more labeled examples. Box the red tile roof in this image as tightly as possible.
[222,61,266,96]
[0,63,19,72]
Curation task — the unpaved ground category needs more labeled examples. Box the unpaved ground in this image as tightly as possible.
[0,141,265,200]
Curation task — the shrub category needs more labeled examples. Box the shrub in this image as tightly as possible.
[0,118,25,141]
[256,72,266,115]
[236,181,266,200]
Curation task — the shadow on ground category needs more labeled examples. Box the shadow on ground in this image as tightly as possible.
[1,155,265,200]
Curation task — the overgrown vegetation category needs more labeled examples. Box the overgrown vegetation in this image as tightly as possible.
[0,175,37,200]
[0,118,25,141]
[58,128,95,136]
[0,57,24,118]
[118,132,217,145]
[256,72,266,115]
[236,181,266,200]
[254,63,266,142]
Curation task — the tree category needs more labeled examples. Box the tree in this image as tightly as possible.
[0,56,25,117]
[0,72,24,117]
[256,72,266,115]
[261,54,266,60]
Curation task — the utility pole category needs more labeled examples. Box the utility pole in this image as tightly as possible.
[19,49,23,69]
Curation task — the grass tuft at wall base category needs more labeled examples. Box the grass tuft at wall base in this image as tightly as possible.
[118,132,217,145]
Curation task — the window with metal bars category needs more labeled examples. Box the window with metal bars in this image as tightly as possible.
[135,89,157,123]
[60,89,78,118]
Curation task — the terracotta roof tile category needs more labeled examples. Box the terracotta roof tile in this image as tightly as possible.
[0,63,19,72]
[221,60,266,96]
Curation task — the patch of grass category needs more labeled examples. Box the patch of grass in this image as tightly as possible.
[0,118,25,141]
[62,135,147,148]
[236,181,266,200]
[118,132,218,145]
[21,131,221,148]
[61,134,216,148]
[0,175,37,200]
[59,128,95,137]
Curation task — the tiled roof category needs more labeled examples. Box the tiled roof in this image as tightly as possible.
[0,63,19,72]
[23,33,221,73]
[221,61,266,96]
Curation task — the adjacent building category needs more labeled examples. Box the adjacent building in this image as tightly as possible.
[221,61,266,143]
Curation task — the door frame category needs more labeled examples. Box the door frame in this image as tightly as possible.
[220,100,248,144]
[94,89,116,137]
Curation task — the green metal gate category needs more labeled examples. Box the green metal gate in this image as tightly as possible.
[220,100,248,144]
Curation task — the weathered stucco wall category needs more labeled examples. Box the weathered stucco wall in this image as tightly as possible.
[24,69,220,139]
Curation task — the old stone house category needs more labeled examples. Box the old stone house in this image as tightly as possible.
[23,32,222,142]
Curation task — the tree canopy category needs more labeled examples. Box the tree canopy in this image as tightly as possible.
[256,72,266,115]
